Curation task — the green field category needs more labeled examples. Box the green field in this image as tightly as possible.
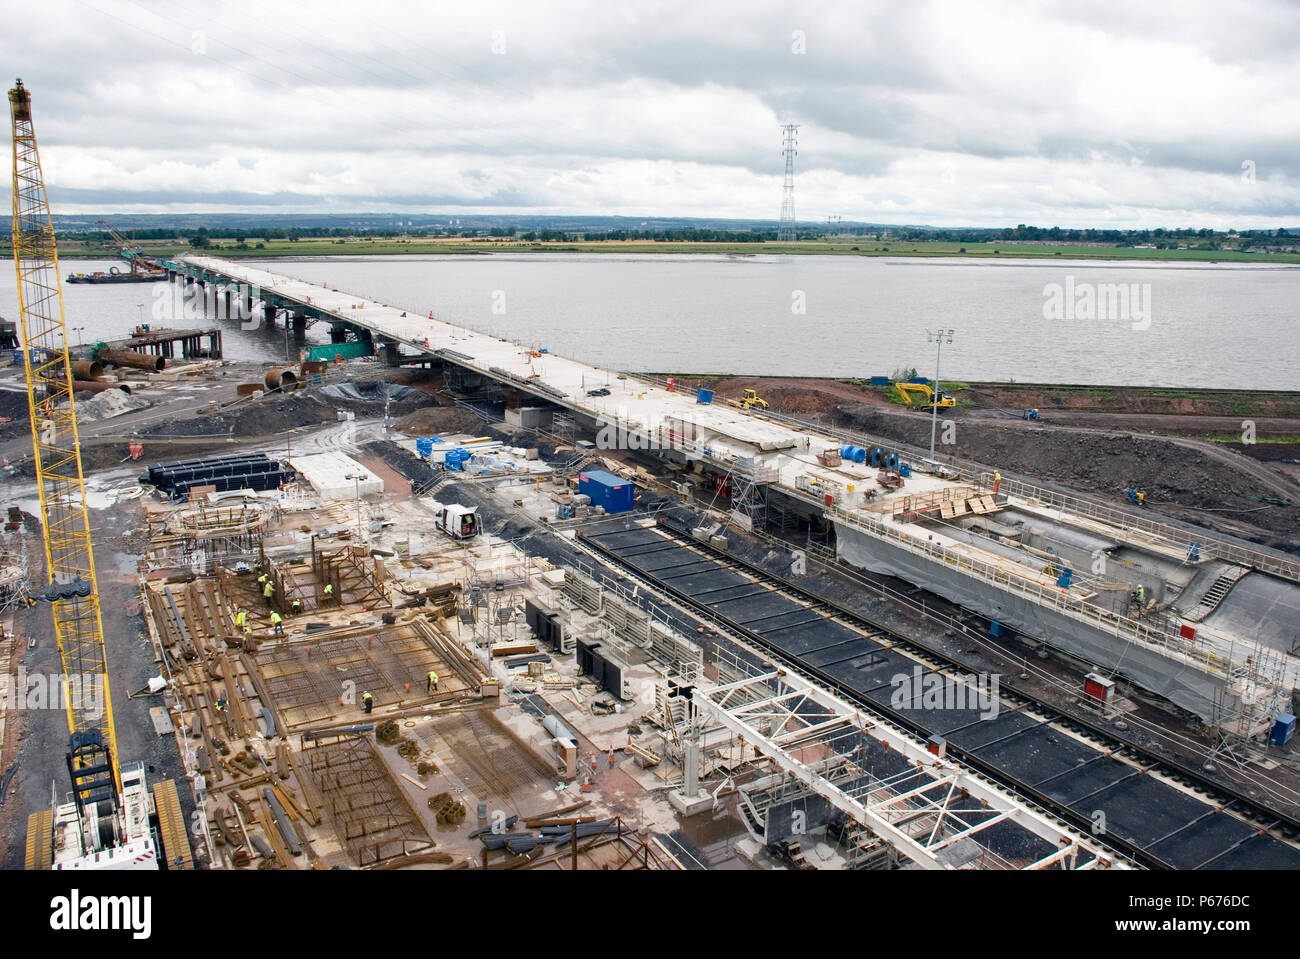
[35,235,1300,264]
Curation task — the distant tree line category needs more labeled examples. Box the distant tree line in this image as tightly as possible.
[46,221,1298,252]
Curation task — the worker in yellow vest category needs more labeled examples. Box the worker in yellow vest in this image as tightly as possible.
[235,608,247,633]
[427,669,438,694]
[270,610,284,636]
[362,690,373,714]
[323,583,334,603]
[263,580,275,607]
[992,471,1002,494]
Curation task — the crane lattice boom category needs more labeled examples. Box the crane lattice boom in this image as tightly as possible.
[9,79,118,803]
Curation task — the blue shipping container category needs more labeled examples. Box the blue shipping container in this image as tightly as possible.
[578,470,634,514]
[1271,713,1296,746]
[869,376,890,386]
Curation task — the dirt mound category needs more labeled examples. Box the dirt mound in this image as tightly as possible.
[652,375,884,416]
[137,379,435,441]
[834,401,1300,550]
[0,387,31,439]
[394,406,479,436]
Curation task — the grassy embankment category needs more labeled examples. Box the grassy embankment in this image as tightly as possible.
[30,235,1300,264]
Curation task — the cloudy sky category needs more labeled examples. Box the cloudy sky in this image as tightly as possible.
[5,0,1300,227]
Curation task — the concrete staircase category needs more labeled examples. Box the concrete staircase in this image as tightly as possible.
[1183,565,1252,622]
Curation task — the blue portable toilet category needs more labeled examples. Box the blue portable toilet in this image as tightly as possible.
[1271,713,1296,746]
[578,470,634,514]
[697,388,713,404]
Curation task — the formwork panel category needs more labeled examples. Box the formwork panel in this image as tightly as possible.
[1146,812,1258,870]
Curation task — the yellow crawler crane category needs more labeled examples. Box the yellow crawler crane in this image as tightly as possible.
[11,79,189,870]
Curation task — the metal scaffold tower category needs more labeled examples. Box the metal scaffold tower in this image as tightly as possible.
[778,123,799,243]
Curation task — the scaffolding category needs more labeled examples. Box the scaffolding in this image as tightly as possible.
[146,503,265,574]
[300,732,436,867]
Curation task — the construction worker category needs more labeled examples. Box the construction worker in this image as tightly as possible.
[323,582,334,603]
[427,669,438,694]
[1137,491,1146,507]
[257,572,268,586]
[234,608,247,632]
[361,690,373,714]
[290,597,302,616]
[215,699,228,712]
[992,471,1002,495]
[270,610,284,636]
[1136,584,1146,607]
[263,579,275,607]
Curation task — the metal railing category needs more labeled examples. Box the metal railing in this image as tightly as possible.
[975,472,1300,583]
[824,504,1253,683]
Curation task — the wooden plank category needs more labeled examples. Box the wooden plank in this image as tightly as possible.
[152,779,195,870]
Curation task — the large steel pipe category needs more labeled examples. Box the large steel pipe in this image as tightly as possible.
[69,380,132,395]
[97,347,166,372]
[70,360,104,379]
[264,368,298,392]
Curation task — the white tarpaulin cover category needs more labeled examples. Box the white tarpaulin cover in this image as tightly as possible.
[288,451,384,500]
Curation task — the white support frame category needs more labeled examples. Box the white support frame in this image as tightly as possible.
[700,669,1127,871]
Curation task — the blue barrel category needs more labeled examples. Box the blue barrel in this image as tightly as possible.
[852,446,867,464]
[416,437,433,458]
[444,452,463,471]
[840,445,854,460]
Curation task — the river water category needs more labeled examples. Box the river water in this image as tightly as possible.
[2,253,1295,388]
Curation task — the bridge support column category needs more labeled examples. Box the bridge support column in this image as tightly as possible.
[380,340,400,366]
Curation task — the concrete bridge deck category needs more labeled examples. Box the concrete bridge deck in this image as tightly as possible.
[174,255,1300,729]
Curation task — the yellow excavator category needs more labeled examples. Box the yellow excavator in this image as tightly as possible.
[12,79,191,870]
[726,388,769,411]
[895,381,956,410]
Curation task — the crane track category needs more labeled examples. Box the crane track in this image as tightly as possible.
[577,516,1300,870]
